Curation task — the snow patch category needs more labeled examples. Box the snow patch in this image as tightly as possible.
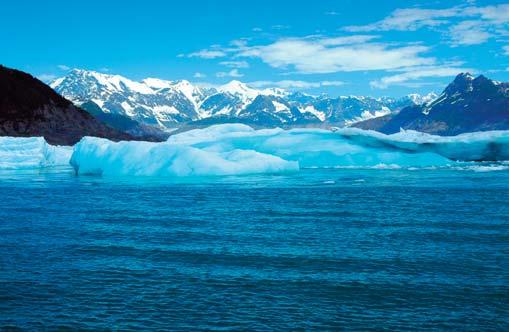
[272,101,290,113]
[121,102,135,116]
[299,105,326,121]
[345,107,391,125]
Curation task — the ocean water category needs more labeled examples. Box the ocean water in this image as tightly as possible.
[0,167,508,331]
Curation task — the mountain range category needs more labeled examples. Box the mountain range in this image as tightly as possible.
[50,69,437,135]
[2,65,507,145]
[354,73,509,135]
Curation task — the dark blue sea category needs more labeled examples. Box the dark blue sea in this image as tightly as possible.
[1,167,508,330]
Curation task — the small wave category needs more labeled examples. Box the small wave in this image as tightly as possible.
[452,165,509,172]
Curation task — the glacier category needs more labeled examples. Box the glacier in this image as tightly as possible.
[2,125,509,176]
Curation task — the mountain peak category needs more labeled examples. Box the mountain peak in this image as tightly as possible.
[355,72,509,136]
[56,69,156,95]
[455,72,474,81]
[68,68,108,78]
[221,80,248,90]
[219,81,290,99]
[442,72,500,97]
[219,80,259,99]
[472,74,492,85]
[444,72,475,96]
[142,78,173,90]
[67,68,86,75]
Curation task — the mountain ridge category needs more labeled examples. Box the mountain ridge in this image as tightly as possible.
[51,69,437,130]
[353,73,509,135]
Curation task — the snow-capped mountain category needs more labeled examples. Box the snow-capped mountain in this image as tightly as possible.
[51,69,210,127]
[354,73,509,135]
[51,69,436,129]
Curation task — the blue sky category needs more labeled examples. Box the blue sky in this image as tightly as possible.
[2,0,509,96]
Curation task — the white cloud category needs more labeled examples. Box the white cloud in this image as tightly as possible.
[38,74,57,82]
[464,4,509,24]
[187,35,436,75]
[370,66,471,89]
[318,35,379,46]
[252,27,263,32]
[321,81,346,87]
[344,7,461,32]
[219,61,250,68]
[449,20,492,46]
[238,36,434,74]
[184,40,250,60]
[188,49,227,59]
[57,64,70,71]
[230,39,249,48]
[248,80,345,89]
[216,69,243,78]
[503,46,509,55]
[193,72,206,78]
[344,4,509,46]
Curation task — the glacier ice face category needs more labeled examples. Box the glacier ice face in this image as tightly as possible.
[0,137,72,170]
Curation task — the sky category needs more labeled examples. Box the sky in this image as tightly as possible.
[2,0,509,97]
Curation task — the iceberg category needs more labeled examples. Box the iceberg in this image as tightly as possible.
[70,124,454,176]
[335,129,509,162]
[168,124,452,169]
[0,137,72,170]
[70,135,298,176]
[4,124,509,176]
